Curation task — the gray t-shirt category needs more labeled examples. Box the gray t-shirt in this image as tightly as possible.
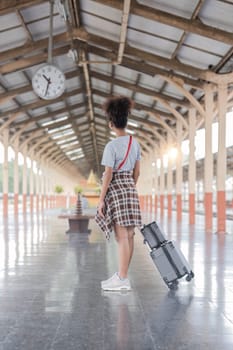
[101,135,141,171]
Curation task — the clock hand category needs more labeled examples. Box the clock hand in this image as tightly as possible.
[43,74,50,82]
[44,79,51,96]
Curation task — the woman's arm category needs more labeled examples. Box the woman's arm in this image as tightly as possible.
[98,166,113,218]
[133,160,140,184]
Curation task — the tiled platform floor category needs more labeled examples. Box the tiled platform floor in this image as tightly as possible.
[0,210,233,350]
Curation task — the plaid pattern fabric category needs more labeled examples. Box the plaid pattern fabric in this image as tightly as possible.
[95,172,142,240]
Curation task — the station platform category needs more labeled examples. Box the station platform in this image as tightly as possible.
[0,210,233,350]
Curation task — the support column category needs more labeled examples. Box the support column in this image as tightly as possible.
[36,163,40,213]
[22,147,27,213]
[145,154,151,213]
[149,152,153,213]
[217,84,227,233]
[152,152,158,216]
[3,129,9,217]
[13,138,19,215]
[41,162,45,212]
[204,85,214,231]
[45,160,51,209]
[188,109,196,224]
[176,121,183,221]
[167,136,173,218]
[30,158,34,212]
[159,152,165,217]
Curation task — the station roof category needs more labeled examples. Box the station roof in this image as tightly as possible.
[0,0,233,177]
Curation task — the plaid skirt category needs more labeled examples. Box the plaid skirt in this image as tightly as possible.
[95,171,142,240]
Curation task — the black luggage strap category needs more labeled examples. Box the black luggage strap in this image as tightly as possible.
[162,244,182,278]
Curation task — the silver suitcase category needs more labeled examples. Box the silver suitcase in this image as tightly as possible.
[150,240,194,290]
[141,221,167,249]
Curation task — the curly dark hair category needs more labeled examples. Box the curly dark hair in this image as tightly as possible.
[103,96,133,129]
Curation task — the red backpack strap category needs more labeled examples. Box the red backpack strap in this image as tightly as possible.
[117,135,132,170]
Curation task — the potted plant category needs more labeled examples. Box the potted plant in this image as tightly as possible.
[54,185,64,207]
[54,185,64,194]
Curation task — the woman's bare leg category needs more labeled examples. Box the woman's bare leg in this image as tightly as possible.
[127,226,135,266]
[115,224,131,279]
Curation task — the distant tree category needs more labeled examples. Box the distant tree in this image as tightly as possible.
[54,185,64,194]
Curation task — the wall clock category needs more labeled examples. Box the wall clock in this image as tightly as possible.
[32,64,65,100]
[32,1,66,100]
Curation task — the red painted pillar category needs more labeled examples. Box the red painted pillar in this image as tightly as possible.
[30,194,34,212]
[204,192,212,231]
[41,194,44,212]
[176,121,183,222]
[167,194,172,218]
[14,194,19,215]
[177,194,182,221]
[189,193,195,225]
[160,194,164,217]
[188,108,196,225]
[3,129,9,217]
[23,194,27,213]
[217,191,226,233]
[3,194,8,217]
[216,84,227,234]
[36,194,39,212]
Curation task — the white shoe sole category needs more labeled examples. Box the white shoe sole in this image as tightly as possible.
[101,285,131,291]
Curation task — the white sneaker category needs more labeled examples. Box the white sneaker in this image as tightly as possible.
[101,273,117,288]
[101,273,131,291]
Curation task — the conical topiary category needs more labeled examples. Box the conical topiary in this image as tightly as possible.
[75,193,82,215]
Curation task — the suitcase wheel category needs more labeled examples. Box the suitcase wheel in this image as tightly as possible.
[186,271,194,282]
[168,280,179,290]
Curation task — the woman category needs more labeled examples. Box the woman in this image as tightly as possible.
[95,96,142,291]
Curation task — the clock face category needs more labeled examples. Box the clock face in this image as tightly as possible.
[32,64,66,100]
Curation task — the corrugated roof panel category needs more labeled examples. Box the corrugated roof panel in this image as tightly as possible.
[76,116,88,124]
[127,29,177,58]
[140,75,165,91]
[28,15,66,41]
[93,94,105,104]
[153,101,170,111]
[177,46,220,69]
[0,71,29,88]
[21,2,52,22]
[16,92,38,105]
[184,33,231,56]
[129,15,183,41]
[80,0,121,23]
[96,118,106,125]
[131,109,147,118]
[30,107,48,116]
[162,83,185,99]
[112,85,132,97]
[55,54,77,72]
[1,99,19,111]
[0,27,27,52]
[65,77,81,90]
[199,0,233,32]
[114,66,138,83]
[94,107,104,116]
[0,12,21,30]
[88,54,113,75]
[12,114,28,123]
[82,13,120,41]
[70,107,86,116]
[91,77,111,92]
[137,0,199,19]
[134,92,154,105]
[66,96,84,106]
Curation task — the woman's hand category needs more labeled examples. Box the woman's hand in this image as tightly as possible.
[98,200,105,218]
